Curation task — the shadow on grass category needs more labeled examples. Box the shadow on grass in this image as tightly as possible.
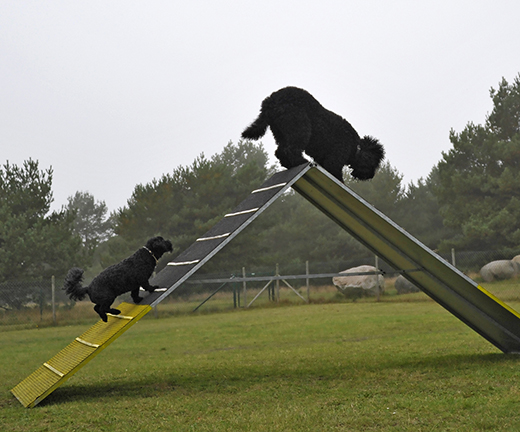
[41,378,177,406]
[38,351,520,407]
[395,351,520,370]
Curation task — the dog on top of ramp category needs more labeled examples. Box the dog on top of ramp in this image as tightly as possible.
[242,86,384,181]
[63,236,173,322]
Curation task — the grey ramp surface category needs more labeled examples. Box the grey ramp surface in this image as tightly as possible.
[143,162,520,353]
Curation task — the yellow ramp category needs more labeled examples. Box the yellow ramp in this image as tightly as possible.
[11,302,151,408]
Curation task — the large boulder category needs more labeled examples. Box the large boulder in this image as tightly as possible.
[394,275,420,294]
[333,265,384,300]
[480,260,520,282]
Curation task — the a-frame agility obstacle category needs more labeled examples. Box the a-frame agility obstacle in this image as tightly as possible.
[12,162,520,407]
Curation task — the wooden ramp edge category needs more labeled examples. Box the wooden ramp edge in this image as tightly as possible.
[11,302,151,408]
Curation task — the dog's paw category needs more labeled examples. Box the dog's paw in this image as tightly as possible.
[147,285,159,293]
[133,296,143,304]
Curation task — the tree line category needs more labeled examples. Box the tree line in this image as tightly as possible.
[1,74,520,285]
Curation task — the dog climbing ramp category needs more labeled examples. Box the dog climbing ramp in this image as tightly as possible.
[11,302,151,408]
[13,162,520,408]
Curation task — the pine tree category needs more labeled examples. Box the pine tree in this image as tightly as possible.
[435,74,520,250]
[0,159,83,283]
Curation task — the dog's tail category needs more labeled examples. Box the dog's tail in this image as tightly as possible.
[351,136,385,180]
[242,112,269,140]
[63,267,89,302]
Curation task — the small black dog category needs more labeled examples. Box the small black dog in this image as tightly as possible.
[242,86,385,181]
[63,236,173,322]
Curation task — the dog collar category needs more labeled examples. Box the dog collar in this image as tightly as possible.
[142,246,158,264]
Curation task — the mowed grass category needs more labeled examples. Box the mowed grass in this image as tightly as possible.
[2,301,520,431]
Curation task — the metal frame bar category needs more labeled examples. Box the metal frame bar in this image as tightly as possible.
[292,164,520,353]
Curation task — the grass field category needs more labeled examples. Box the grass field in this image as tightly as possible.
[2,300,520,431]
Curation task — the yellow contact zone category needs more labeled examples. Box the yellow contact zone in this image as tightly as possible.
[11,302,152,408]
[476,285,520,319]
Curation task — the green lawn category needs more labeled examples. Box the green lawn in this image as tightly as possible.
[2,301,520,431]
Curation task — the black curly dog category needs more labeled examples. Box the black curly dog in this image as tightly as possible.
[242,86,385,181]
[63,236,173,322]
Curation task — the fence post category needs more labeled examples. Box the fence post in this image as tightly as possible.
[52,275,56,325]
[242,267,247,308]
[39,283,44,321]
[276,263,280,302]
[375,255,379,269]
[451,248,456,267]
[306,260,310,302]
[151,271,159,317]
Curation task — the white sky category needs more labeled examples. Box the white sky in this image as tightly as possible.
[1,1,519,213]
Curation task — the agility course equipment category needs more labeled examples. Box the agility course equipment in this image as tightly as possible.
[12,162,520,407]
[11,302,151,408]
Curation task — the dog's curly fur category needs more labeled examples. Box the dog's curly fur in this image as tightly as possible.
[242,86,385,181]
[63,236,173,322]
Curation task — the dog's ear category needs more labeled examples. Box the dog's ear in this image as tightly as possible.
[351,136,384,180]
[145,237,157,249]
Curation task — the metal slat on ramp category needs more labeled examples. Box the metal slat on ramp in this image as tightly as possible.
[11,302,151,407]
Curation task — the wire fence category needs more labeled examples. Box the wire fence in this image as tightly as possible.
[2,249,520,330]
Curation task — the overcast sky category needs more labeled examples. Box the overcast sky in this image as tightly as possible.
[1,1,519,213]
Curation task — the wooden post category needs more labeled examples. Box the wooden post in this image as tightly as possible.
[51,275,56,325]
[451,248,456,267]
